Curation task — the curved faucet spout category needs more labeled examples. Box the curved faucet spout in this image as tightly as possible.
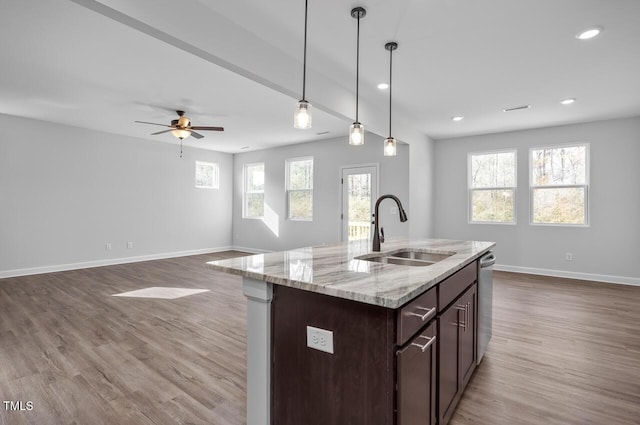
[372,194,408,252]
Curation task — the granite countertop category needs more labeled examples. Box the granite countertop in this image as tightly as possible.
[206,238,495,309]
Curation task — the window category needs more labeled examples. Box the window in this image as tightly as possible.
[469,150,516,223]
[243,163,265,219]
[286,157,313,220]
[530,144,589,225]
[195,161,219,189]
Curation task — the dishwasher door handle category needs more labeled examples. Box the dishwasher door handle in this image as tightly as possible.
[480,253,495,268]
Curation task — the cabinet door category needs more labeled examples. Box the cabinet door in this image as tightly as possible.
[459,284,477,387]
[438,303,460,425]
[397,321,437,425]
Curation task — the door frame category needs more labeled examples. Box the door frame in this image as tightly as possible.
[340,163,379,242]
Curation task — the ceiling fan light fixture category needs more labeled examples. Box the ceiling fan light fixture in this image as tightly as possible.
[177,116,190,127]
[294,100,312,129]
[384,137,397,157]
[171,128,191,140]
[349,122,365,145]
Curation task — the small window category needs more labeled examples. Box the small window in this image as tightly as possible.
[530,144,589,225]
[195,161,219,189]
[286,157,313,220]
[243,163,265,219]
[469,150,516,224]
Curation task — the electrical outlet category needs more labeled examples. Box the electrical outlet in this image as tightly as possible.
[127,242,133,249]
[390,206,398,214]
[105,243,112,251]
[306,326,334,354]
[565,252,573,261]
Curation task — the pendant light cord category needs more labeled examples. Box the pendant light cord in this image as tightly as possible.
[302,0,308,101]
[355,13,360,122]
[388,47,393,137]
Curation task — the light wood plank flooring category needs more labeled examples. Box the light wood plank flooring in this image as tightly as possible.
[1,256,640,424]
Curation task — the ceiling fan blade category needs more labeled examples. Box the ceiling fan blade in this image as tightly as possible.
[190,126,224,131]
[190,131,204,139]
[135,121,171,127]
[150,129,174,135]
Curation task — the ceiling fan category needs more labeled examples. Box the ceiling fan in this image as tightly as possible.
[135,110,224,140]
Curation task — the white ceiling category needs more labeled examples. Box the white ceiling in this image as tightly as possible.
[1,0,639,153]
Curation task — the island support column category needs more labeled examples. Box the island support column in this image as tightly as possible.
[242,277,273,425]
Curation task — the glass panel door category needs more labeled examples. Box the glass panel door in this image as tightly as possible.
[341,165,378,241]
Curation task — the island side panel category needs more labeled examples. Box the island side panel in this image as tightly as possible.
[243,277,273,425]
[271,285,395,425]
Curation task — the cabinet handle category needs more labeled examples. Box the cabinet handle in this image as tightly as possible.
[407,306,436,322]
[455,304,467,332]
[411,335,436,352]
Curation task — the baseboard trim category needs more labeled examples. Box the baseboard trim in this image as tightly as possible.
[230,245,274,254]
[494,264,640,286]
[0,246,235,279]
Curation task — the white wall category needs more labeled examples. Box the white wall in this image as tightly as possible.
[232,134,410,251]
[433,116,640,284]
[409,135,436,238]
[0,114,233,276]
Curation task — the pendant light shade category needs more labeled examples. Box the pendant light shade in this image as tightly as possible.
[349,122,364,145]
[294,100,312,129]
[383,41,398,157]
[294,0,312,129]
[349,7,366,145]
[384,137,396,156]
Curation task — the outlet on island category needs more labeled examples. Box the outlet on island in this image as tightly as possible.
[306,326,334,354]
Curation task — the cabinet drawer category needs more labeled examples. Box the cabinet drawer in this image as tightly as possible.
[397,287,437,346]
[438,261,477,311]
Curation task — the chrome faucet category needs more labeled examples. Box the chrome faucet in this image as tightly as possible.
[372,194,408,252]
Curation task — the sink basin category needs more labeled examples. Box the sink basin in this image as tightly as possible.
[363,256,434,267]
[391,250,453,263]
[356,249,455,267]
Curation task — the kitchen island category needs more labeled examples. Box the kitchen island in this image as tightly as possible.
[207,238,495,425]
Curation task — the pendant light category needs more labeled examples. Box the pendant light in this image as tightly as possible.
[384,42,398,156]
[294,0,312,129]
[349,7,366,146]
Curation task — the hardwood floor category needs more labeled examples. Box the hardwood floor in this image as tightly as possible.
[0,252,251,425]
[1,257,639,424]
[452,271,640,425]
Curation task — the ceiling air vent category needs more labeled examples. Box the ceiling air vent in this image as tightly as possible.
[503,105,531,112]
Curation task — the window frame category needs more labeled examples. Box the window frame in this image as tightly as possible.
[468,149,517,225]
[243,162,265,220]
[194,161,219,189]
[529,143,590,227]
[285,156,314,221]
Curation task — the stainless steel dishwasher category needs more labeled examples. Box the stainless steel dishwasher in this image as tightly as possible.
[477,252,495,364]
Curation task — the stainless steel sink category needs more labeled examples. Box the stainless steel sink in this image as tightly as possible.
[391,250,453,263]
[356,249,454,267]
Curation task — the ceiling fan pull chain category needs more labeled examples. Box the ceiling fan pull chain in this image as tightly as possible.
[180,139,183,158]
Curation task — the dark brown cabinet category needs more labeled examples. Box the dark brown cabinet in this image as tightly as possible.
[397,321,437,425]
[270,261,479,425]
[438,283,477,425]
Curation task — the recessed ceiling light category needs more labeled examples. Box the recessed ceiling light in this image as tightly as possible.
[560,98,576,105]
[377,83,389,90]
[576,27,602,40]
[503,105,530,112]
[452,116,464,121]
